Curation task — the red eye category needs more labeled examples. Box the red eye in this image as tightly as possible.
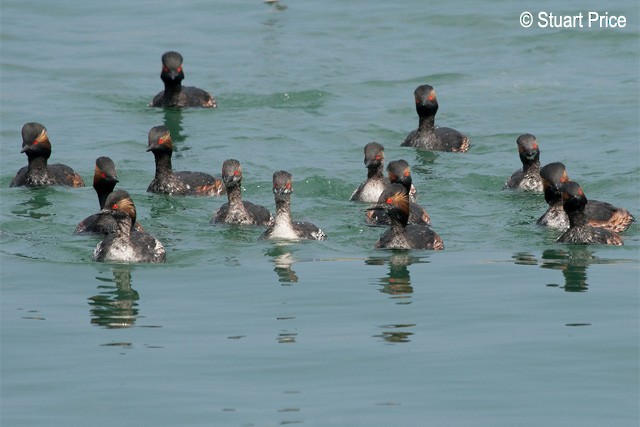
[177,66,182,73]
[375,154,381,160]
[233,170,239,176]
[427,94,435,101]
[158,137,164,144]
[112,204,118,209]
[532,143,538,149]
[101,172,106,179]
[285,182,291,189]
[33,140,39,145]
[386,197,393,204]
[162,66,169,72]
[404,170,410,177]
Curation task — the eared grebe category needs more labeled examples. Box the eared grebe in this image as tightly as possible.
[260,170,326,241]
[211,159,273,225]
[556,181,623,246]
[367,160,430,226]
[75,157,119,234]
[350,142,391,203]
[146,126,224,196]
[370,184,444,250]
[537,162,570,229]
[75,157,144,234]
[93,190,166,263]
[401,85,470,152]
[11,122,85,188]
[504,134,543,192]
[150,51,216,108]
[537,162,635,233]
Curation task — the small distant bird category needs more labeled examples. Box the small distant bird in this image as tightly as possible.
[538,162,635,233]
[504,133,543,192]
[150,51,216,108]
[11,122,85,188]
[401,84,470,152]
[370,184,444,250]
[350,142,391,203]
[211,159,273,225]
[556,181,623,246]
[260,170,326,241]
[146,126,225,196]
[93,190,166,263]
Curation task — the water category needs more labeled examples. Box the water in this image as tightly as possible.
[1,1,639,425]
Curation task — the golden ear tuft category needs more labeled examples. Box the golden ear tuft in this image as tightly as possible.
[35,129,48,144]
[116,196,137,221]
[392,191,409,212]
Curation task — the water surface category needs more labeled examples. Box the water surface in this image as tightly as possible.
[1,1,638,426]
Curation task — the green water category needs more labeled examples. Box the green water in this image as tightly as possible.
[1,1,639,426]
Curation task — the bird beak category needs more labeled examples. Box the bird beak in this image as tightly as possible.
[224,175,241,186]
[521,149,538,161]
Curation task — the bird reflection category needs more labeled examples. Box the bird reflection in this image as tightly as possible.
[162,108,185,146]
[540,247,597,292]
[413,149,439,169]
[366,254,425,344]
[88,266,139,328]
[264,0,287,12]
[366,253,423,303]
[511,251,538,266]
[11,188,53,219]
[375,324,416,344]
[265,244,298,284]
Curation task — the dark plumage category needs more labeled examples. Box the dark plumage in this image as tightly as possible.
[211,159,273,225]
[537,162,635,233]
[367,160,430,226]
[350,142,390,203]
[505,133,543,192]
[371,184,443,250]
[75,157,144,234]
[93,190,166,263]
[10,122,85,188]
[146,126,224,196]
[556,181,623,246]
[401,85,470,152]
[260,171,326,241]
[150,51,216,108]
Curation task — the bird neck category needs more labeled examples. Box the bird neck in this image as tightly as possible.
[367,164,384,180]
[418,115,435,131]
[275,196,292,223]
[153,151,173,176]
[95,181,117,209]
[163,80,183,102]
[226,183,243,206]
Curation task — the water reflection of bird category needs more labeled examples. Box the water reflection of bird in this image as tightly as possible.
[88,267,139,328]
[366,255,418,343]
[366,253,427,301]
[163,108,186,146]
[541,247,596,292]
[265,244,299,284]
